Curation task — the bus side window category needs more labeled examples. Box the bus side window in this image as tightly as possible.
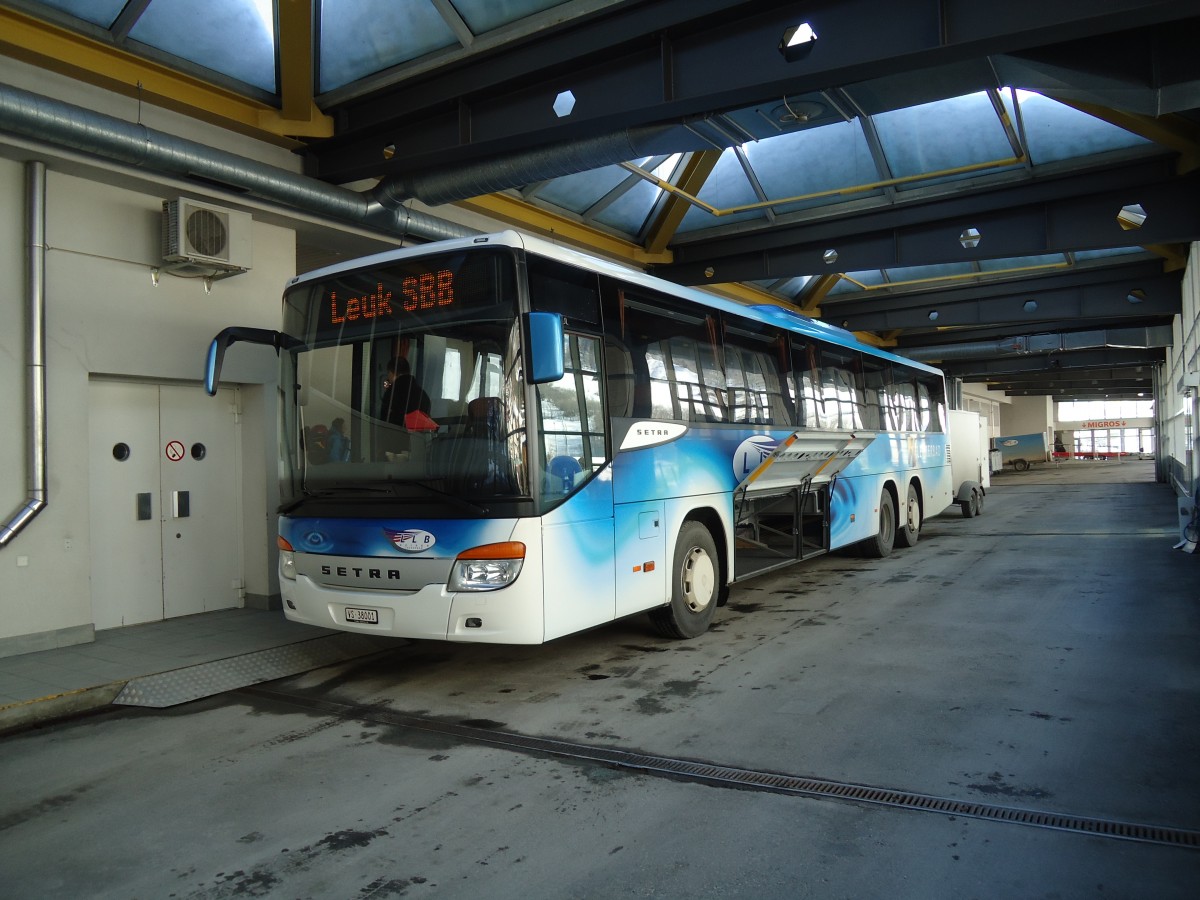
[537,332,607,501]
[861,357,888,430]
[724,323,789,426]
[789,338,821,428]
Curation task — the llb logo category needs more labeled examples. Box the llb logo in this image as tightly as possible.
[733,436,778,478]
[386,529,436,553]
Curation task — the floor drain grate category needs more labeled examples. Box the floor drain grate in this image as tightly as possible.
[238,685,1200,851]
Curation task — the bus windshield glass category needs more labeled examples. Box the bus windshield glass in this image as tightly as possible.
[277,248,529,509]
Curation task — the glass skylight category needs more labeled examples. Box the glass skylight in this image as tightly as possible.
[320,0,458,92]
[130,0,277,92]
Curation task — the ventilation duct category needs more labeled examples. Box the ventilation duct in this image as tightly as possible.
[0,83,472,242]
[0,83,740,239]
[0,161,47,549]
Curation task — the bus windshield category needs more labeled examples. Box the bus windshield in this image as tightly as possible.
[277,248,529,510]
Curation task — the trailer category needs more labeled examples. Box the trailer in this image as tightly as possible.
[948,409,989,517]
[994,432,1048,472]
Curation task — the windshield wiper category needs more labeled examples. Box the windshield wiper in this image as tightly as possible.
[402,480,491,516]
[279,484,397,514]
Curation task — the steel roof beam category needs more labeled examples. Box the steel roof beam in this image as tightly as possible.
[836,273,1180,331]
[656,171,1200,284]
[309,0,1200,182]
[826,260,1169,317]
[943,347,1165,377]
[662,156,1176,266]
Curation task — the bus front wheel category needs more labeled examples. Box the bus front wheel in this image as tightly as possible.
[896,483,921,548]
[650,521,720,639]
[860,490,896,559]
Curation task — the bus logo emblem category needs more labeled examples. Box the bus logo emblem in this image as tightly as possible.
[387,529,436,553]
[734,435,778,478]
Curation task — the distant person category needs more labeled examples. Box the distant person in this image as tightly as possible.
[327,417,350,462]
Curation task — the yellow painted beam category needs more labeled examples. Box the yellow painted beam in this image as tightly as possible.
[852,331,896,348]
[278,0,315,123]
[704,281,810,312]
[1056,98,1200,175]
[1144,243,1189,272]
[796,273,841,314]
[0,6,332,144]
[644,150,721,255]
[456,193,673,265]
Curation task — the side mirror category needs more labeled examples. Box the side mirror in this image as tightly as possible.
[525,311,564,385]
[204,326,301,395]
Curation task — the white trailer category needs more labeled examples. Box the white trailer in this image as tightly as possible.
[948,409,989,517]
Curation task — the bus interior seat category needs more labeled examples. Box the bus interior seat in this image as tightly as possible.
[545,454,582,494]
[466,397,502,438]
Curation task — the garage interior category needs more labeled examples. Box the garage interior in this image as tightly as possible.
[0,2,1198,897]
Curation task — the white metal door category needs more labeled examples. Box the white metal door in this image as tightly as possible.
[89,381,163,629]
[159,384,243,618]
[89,381,243,628]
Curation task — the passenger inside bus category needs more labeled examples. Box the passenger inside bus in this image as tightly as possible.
[380,358,431,459]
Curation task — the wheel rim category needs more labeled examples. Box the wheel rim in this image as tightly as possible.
[681,547,715,613]
[906,493,919,531]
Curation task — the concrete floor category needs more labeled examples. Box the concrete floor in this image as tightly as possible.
[1,460,1197,898]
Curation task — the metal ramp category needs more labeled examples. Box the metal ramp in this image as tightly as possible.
[112,633,388,708]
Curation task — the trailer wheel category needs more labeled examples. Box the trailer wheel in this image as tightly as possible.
[959,488,980,518]
[650,521,719,639]
[974,489,985,516]
[1013,458,1030,472]
[860,490,896,559]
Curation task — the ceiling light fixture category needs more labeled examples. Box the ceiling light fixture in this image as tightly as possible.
[1127,289,1146,304]
[1023,300,1038,312]
[823,249,838,265]
[928,310,939,321]
[779,23,818,62]
[959,228,981,249]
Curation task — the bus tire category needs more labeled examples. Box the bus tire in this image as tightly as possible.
[896,482,921,548]
[650,521,720,639]
[860,490,896,559]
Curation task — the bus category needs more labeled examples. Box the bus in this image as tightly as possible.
[204,230,952,643]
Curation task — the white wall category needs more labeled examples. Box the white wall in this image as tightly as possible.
[0,161,295,651]
[999,395,1053,439]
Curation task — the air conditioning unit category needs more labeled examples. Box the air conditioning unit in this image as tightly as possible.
[161,198,252,277]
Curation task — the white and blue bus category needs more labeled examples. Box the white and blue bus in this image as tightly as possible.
[205,231,951,643]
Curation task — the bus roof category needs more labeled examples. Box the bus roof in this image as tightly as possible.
[287,230,943,377]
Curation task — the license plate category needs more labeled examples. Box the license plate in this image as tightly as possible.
[344,607,379,624]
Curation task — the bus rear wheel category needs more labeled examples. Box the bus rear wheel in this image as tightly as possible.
[896,483,921,548]
[650,521,719,639]
[860,490,896,559]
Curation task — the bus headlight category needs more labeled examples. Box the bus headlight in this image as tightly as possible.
[449,541,525,592]
[278,536,296,580]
